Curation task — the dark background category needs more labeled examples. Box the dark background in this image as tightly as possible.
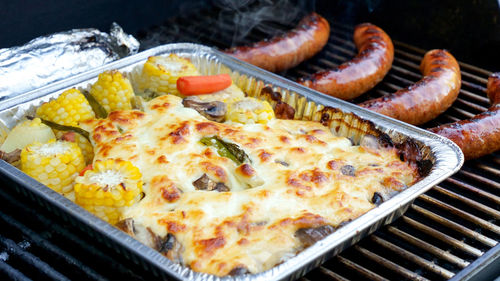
[1,0,499,70]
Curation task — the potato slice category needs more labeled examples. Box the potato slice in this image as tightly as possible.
[0,118,55,152]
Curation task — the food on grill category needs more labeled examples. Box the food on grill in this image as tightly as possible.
[0,117,55,153]
[56,131,94,164]
[132,54,200,96]
[298,23,394,100]
[226,97,275,124]
[177,74,232,95]
[182,97,227,122]
[74,159,143,224]
[89,70,134,114]
[36,88,95,127]
[7,53,422,277]
[359,49,461,125]
[224,12,330,73]
[80,91,419,276]
[430,72,500,159]
[20,139,85,194]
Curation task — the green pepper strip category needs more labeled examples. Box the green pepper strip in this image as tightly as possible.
[29,116,90,141]
[82,90,108,118]
[199,136,250,165]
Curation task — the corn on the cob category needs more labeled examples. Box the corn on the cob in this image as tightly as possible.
[90,70,134,113]
[134,54,200,96]
[21,139,85,193]
[74,159,143,224]
[36,88,95,127]
[55,130,94,164]
[226,97,275,124]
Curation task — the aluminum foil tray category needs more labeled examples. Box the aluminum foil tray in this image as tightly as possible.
[0,43,463,281]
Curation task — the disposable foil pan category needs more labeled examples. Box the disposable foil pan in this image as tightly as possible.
[0,43,464,281]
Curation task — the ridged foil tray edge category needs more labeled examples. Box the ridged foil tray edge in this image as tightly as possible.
[0,43,464,281]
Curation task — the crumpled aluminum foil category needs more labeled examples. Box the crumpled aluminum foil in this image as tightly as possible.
[0,22,140,100]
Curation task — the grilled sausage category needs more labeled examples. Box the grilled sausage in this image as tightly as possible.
[359,49,461,125]
[429,73,500,159]
[223,12,330,73]
[297,23,394,100]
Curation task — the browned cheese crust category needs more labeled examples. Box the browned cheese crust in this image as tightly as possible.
[81,95,419,276]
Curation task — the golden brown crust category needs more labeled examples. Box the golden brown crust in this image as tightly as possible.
[224,12,330,73]
[84,95,419,276]
[298,23,394,100]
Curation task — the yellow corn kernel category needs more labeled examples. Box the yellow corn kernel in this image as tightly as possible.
[135,54,200,96]
[36,88,95,127]
[226,97,275,124]
[90,70,134,114]
[21,139,85,193]
[54,130,94,164]
[74,159,143,224]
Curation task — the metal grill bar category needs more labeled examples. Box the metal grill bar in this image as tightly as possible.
[385,226,470,268]
[0,6,498,281]
[410,205,497,247]
[369,235,455,279]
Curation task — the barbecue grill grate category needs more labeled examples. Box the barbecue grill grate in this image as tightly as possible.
[1,6,499,281]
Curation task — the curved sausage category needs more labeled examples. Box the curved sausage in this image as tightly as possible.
[223,12,330,73]
[297,23,394,100]
[358,49,461,125]
[429,73,500,159]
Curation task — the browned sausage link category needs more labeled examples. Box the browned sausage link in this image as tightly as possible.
[223,12,330,73]
[297,23,394,100]
[429,73,500,160]
[359,49,461,125]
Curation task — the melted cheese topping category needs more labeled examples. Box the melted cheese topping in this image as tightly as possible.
[81,94,419,276]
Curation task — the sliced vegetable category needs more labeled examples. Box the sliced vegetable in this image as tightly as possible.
[21,139,85,193]
[89,70,134,114]
[82,90,108,118]
[36,88,95,127]
[74,159,143,224]
[199,136,250,165]
[182,97,227,122]
[177,74,232,96]
[0,118,55,153]
[31,117,90,140]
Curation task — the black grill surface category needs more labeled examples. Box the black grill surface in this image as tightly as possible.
[1,6,499,281]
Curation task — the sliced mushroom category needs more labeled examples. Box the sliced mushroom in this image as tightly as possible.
[371,192,384,206]
[116,218,184,263]
[340,165,356,176]
[182,97,227,122]
[228,266,249,276]
[192,173,230,192]
[294,225,336,248]
[0,149,21,164]
[274,101,295,120]
[193,174,216,190]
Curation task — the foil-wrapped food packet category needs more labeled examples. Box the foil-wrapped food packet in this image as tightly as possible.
[0,23,140,100]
